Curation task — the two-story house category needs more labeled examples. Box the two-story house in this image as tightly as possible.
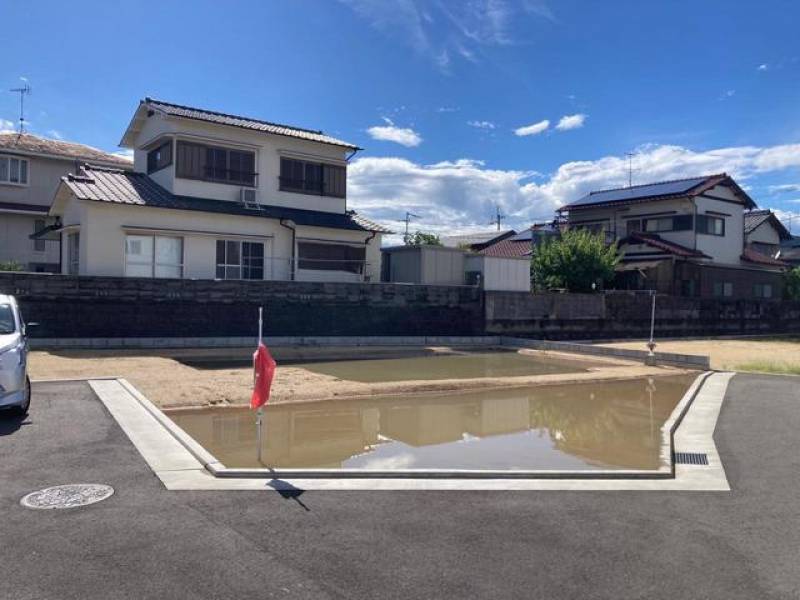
[557,174,787,298]
[46,98,389,282]
[0,132,131,272]
[744,209,792,258]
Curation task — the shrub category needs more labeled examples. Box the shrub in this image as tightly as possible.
[0,261,24,272]
[531,229,618,292]
[404,231,442,246]
[786,267,800,300]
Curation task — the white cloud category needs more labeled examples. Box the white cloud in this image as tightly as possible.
[514,119,549,136]
[367,123,422,147]
[467,120,495,130]
[110,149,134,161]
[340,0,554,71]
[47,129,64,140]
[555,113,586,131]
[348,141,800,243]
[0,119,15,132]
[757,63,769,71]
[769,183,800,194]
[436,106,459,113]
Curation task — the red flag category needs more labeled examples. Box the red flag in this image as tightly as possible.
[250,342,277,410]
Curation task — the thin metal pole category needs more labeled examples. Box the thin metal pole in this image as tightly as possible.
[256,306,264,465]
[649,292,656,347]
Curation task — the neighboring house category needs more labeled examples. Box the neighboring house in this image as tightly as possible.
[46,98,389,282]
[744,209,792,258]
[440,230,515,250]
[0,132,131,272]
[557,174,787,299]
[779,237,800,268]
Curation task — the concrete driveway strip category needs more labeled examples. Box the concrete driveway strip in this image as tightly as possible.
[0,375,797,599]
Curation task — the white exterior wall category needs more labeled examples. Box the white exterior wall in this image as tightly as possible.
[746,221,780,246]
[56,198,382,281]
[464,255,531,292]
[694,185,745,265]
[0,154,83,270]
[131,114,349,214]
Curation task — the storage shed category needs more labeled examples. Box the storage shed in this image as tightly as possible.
[381,245,467,285]
[464,254,531,292]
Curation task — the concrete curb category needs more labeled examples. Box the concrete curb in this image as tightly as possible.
[120,373,711,481]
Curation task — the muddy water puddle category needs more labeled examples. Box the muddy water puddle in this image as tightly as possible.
[166,374,696,471]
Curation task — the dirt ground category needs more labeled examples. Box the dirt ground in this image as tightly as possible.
[602,337,800,372]
[27,346,689,409]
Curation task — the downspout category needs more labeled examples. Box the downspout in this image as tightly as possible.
[363,230,377,282]
[345,148,361,214]
[279,219,296,281]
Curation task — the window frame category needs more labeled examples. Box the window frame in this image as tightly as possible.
[33,219,46,252]
[697,214,725,236]
[296,241,366,274]
[175,141,257,187]
[0,154,30,186]
[215,239,265,280]
[279,157,346,198]
[124,234,184,279]
[67,232,80,275]
[146,140,173,174]
[713,281,734,297]
[753,283,773,299]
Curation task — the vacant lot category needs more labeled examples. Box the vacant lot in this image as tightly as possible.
[602,338,800,374]
[27,346,679,409]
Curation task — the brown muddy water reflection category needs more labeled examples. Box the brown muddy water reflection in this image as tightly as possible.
[166,374,697,471]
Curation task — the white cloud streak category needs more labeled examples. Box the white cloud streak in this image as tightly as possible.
[0,119,16,132]
[367,123,423,147]
[555,113,586,131]
[514,119,549,136]
[348,142,800,244]
[467,120,496,130]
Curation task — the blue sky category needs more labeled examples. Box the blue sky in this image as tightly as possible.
[2,0,799,240]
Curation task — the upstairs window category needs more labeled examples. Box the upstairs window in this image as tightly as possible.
[147,141,173,174]
[629,215,693,234]
[280,158,346,198]
[0,155,28,185]
[697,214,725,236]
[176,141,256,186]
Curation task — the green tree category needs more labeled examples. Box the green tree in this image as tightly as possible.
[404,231,442,246]
[531,229,618,292]
[0,261,23,272]
[786,267,800,300]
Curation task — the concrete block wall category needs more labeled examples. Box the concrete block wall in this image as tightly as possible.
[0,273,484,338]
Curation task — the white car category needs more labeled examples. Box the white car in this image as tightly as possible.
[0,294,32,417]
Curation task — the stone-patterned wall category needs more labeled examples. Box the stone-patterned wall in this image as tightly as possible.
[0,273,484,338]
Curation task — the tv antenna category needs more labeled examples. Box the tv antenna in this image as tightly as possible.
[400,211,420,237]
[489,204,506,231]
[625,152,637,188]
[9,83,32,134]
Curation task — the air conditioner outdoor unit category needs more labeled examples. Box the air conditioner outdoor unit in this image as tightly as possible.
[240,188,261,210]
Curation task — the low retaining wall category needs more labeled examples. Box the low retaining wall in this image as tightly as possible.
[485,291,800,339]
[501,337,710,369]
[1,273,483,338]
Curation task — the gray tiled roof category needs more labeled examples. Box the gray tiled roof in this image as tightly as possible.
[0,132,132,167]
[145,98,361,150]
[62,166,391,233]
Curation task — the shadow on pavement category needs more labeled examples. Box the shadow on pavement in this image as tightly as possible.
[0,413,29,436]
[267,479,310,511]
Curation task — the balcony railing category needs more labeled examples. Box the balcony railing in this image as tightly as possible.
[278,176,345,198]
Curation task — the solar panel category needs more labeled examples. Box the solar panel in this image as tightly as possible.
[567,176,710,208]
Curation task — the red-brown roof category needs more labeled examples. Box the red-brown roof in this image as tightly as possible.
[0,132,132,167]
[623,232,710,258]
[478,238,532,258]
[741,245,789,267]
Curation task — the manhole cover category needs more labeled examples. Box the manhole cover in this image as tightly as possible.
[20,484,114,510]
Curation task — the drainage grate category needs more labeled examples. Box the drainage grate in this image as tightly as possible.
[20,484,114,510]
[674,452,709,466]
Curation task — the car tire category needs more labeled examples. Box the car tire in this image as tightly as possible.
[8,377,31,417]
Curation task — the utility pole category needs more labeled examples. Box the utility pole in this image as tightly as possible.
[489,205,506,231]
[9,83,31,134]
[402,211,420,241]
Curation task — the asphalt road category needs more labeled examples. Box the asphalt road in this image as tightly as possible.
[0,375,798,600]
